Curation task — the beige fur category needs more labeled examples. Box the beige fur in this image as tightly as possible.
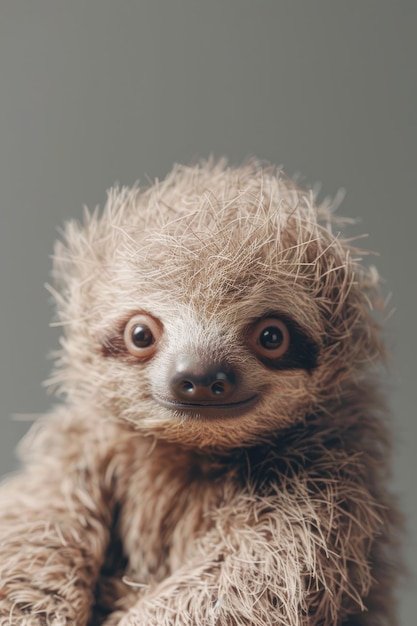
[0,160,401,625]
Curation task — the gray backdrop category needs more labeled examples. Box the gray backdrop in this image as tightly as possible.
[0,1,415,623]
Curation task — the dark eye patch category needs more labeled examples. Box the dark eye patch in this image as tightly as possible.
[249,313,319,372]
[101,330,128,358]
[101,315,139,359]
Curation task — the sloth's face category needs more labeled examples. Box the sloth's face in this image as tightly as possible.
[98,286,322,448]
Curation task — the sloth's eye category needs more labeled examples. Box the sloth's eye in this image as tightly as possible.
[131,325,153,348]
[250,318,290,360]
[124,314,162,359]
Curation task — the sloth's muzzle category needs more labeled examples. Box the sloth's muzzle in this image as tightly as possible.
[153,356,258,417]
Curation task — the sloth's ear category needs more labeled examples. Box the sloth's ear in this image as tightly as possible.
[47,206,106,328]
[307,230,386,369]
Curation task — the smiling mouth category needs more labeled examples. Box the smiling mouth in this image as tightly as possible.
[153,394,258,417]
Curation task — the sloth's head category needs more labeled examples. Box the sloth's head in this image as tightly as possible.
[49,161,384,449]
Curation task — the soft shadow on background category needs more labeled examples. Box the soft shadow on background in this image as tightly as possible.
[0,1,415,622]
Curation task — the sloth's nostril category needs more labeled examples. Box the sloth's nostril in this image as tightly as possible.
[211,381,225,395]
[182,381,195,394]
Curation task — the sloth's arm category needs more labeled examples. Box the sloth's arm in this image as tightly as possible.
[115,477,382,626]
[0,412,113,626]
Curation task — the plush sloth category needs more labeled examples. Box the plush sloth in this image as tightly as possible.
[0,160,400,625]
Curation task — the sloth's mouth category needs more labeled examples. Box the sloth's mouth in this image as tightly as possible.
[153,394,258,418]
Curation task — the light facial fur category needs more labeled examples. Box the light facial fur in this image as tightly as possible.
[0,160,401,625]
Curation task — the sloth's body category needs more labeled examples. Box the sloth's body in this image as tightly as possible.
[0,161,399,625]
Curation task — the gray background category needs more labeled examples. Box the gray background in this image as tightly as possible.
[0,1,415,623]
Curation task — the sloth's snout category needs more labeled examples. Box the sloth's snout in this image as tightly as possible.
[170,357,237,404]
[155,355,258,415]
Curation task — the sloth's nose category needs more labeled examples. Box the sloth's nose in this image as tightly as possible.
[170,358,237,403]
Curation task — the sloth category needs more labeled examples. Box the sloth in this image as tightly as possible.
[0,160,401,625]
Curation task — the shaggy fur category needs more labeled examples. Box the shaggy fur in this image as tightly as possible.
[0,160,401,625]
